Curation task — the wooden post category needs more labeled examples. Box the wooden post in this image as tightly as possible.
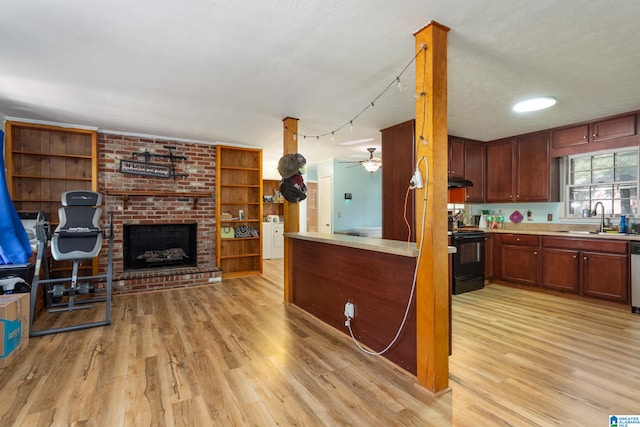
[414,21,450,394]
[282,117,299,303]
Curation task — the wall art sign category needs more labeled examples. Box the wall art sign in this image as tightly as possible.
[119,159,172,178]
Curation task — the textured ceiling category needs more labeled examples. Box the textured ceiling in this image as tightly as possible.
[1,0,640,179]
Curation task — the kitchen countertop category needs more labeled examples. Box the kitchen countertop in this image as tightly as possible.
[463,227,640,241]
[285,232,457,257]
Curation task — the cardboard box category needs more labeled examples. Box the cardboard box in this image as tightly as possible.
[0,293,30,368]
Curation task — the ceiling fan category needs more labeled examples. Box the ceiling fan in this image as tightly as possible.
[340,147,382,173]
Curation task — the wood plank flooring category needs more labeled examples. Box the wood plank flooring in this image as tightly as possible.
[1,259,639,426]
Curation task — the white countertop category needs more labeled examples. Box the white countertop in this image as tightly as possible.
[285,232,457,257]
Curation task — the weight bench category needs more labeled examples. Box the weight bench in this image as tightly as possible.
[29,191,114,336]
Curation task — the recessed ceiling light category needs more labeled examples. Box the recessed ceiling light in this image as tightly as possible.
[513,96,557,113]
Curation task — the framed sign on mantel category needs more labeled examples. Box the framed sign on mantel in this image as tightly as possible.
[119,159,171,178]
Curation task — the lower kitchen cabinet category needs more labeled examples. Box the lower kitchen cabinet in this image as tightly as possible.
[500,234,540,286]
[541,237,629,303]
[484,234,493,280]
[581,251,628,302]
[541,248,579,293]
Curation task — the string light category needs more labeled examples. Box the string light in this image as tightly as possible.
[293,44,428,142]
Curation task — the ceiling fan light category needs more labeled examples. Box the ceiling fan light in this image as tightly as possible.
[362,158,382,173]
[513,96,557,113]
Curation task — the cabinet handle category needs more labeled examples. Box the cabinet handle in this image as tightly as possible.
[583,135,587,140]
[583,256,588,260]
[516,238,520,242]
[510,194,513,199]
[533,251,538,255]
[573,255,577,259]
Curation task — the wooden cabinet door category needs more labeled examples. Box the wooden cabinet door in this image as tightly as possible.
[541,248,579,293]
[464,141,485,202]
[591,114,637,143]
[552,124,589,149]
[448,137,465,178]
[486,139,515,202]
[515,132,551,201]
[581,251,629,302]
[484,234,493,280]
[501,245,539,285]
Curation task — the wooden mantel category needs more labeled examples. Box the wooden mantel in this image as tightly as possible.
[107,190,213,209]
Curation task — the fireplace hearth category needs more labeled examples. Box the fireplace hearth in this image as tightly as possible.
[124,224,197,271]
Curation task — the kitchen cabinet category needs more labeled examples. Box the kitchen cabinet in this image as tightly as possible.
[484,234,493,281]
[542,237,629,303]
[485,138,515,202]
[552,124,590,149]
[500,234,540,286]
[541,248,580,293]
[486,132,557,203]
[551,113,638,156]
[463,140,485,202]
[448,137,465,178]
[216,145,263,277]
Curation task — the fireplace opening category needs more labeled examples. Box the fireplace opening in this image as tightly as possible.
[123,224,197,271]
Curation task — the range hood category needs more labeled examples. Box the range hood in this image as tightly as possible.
[447,177,474,188]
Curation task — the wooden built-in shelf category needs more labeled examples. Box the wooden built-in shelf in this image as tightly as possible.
[13,175,92,181]
[107,190,213,209]
[12,150,94,159]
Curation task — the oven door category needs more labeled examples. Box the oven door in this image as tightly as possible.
[453,235,485,278]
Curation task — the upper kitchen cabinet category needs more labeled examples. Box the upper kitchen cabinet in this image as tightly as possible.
[447,137,465,178]
[463,140,485,203]
[551,113,638,157]
[486,132,558,203]
[447,136,485,203]
[485,138,515,202]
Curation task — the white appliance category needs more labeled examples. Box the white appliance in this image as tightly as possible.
[262,222,284,259]
[631,241,640,313]
[267,215,280,223]
[272,223,284,258]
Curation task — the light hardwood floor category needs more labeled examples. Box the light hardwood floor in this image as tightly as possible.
[1,259,639,426]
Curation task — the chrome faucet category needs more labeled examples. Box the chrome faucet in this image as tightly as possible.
[592,202,605,233]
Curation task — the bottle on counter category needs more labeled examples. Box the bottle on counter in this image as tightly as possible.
[620,214,627,234]
[497,210,505,229]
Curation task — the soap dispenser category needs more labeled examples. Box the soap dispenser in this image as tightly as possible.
[620,215,627,234]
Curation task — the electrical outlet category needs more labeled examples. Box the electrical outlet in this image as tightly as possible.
[344,302,355,319]
[410,168,423,189]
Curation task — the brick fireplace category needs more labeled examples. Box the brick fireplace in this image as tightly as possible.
[98,132,221,294]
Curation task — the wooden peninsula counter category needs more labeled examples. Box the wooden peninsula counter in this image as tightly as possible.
[285,232,455,375]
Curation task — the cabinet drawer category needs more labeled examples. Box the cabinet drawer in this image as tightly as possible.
[501,234,539,246]
[542,236,628,254]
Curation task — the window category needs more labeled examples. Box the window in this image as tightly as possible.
[566,148,638,217]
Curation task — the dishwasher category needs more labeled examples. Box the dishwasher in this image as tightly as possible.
[631,242,640,313]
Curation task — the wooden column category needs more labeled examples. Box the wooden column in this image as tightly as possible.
[414,21,450,393]
[282,117,299,303]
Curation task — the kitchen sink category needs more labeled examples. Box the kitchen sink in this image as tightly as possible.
[559,230,623,235]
